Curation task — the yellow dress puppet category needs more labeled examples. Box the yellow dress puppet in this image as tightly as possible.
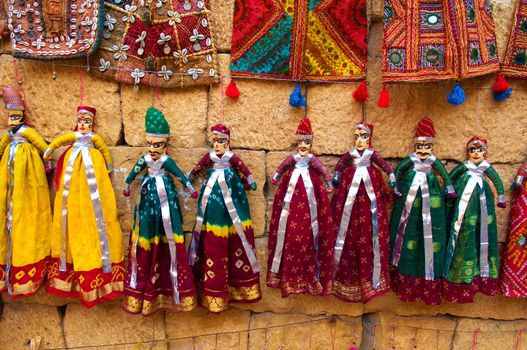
[0,86,51,298]
[44,106,124,307]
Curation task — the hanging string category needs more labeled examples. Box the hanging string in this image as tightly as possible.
[470,328,480,350]
[391,325,397,350]
[152,75,166,110]
[514,327,526,350]
[79,64,85,106]
[51,60,57,80]
[12,58,28,113]
[220,74,225,124]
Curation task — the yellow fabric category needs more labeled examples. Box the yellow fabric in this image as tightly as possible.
[50,135,123,272]
[203,220,253,238]
[91,134,112,165]
[0,129,51,268]
[0,133,11,158]
[47,132,77,153]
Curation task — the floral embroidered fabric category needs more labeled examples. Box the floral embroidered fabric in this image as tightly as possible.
[501,0,527,79]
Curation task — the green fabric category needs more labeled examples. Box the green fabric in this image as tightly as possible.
[127,155,191,238]
[443,162,502,282]
[145,107,170,136]
[389,155,451,279]
[196,167,252,229]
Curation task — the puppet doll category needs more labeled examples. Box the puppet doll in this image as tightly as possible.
[0,86,51,297]
[188,124,261,312]
[122,107,198,315]
[442,137,505,302]
[267,117,335,297]
[44,106,124,307]
[332,122,399,302]
[389,117,456,304]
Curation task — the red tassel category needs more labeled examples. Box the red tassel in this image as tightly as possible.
[352,81,369,102]
[225,80,240,98]
[377,85,390,108]
[493,74,509,93]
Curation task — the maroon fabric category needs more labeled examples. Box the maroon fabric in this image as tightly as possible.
[331,161,391,302]
[267,166,335,297]
[390,267,442,305]
[442,277,498,303]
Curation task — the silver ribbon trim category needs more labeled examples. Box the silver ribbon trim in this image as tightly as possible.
[59,132,112,273]
[4,126,27,294]
[129,154,180,304]
[333,149,381,289]
[444,160,490,278]
[271,153,319,276]
[392,154,436,280]
[189,151,260,273]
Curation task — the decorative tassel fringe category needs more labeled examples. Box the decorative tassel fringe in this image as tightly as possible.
[353,81,369,102]
[377,85,390,108]
[493,74,512,102]
[349,345,358,350]
[225,80,240,98]
[289,83,306,107]
[447,81,466,106]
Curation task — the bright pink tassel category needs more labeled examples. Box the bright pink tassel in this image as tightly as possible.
[353,81,369,102]
[493,74,509,93]
[225,80,240,98]
[377,85,390,108]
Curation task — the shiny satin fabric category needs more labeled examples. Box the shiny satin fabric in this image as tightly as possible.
[59,133,112,274]
[271,153,319,276]
[392,154,436,281]
[333,149,381,289]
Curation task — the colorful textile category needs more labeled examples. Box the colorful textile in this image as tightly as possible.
[145,107,169,136]
[331,148,393,302]
[442,160,503,303]
[89,0,217,88]
[501,0,527,78]
[267,153,335,297]
[8,0,104,59]
[123,154,196,315]
[189,150,261,313]
[45,131,124,307]
[0,126,51,298]
[230,0,367,81]
[502,163,527,297]
[382,0,499,82]
[389,154,453,304]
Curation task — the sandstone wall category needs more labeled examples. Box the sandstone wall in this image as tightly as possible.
[1,0,527,349]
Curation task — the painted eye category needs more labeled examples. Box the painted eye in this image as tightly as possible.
[425,144,433,149]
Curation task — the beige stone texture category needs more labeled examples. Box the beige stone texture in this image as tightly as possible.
[121,84,208,148]
[0,303,65,350]
[209,0,234,52]
[361,312,456,350]
[63,303,166,350]
[452,318,527,350]
[1,288,69,307]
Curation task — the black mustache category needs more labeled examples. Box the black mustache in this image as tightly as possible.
[417,152,430,155]
[149,151,162,155]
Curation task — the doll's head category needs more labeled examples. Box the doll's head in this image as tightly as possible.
[145,107,170,159]
[414,117,436,160]
[466,136,487,164]
[353,122,373,151]
[3,86,25,127]
[295,117,313,157]
[76,106,96,134]
[211,124,230,156]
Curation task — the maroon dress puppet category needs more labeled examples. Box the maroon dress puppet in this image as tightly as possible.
[331,122,399,302]
[267,118,335,297]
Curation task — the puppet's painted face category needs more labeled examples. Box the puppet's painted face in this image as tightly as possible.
[146,135,168,160]
[468,144,486,163]
[297,138,312,156]
[7,109,24,127]
[212,134,229,156]
[354,128,370,151]
[415,141,434,160]
[77,113,94,134]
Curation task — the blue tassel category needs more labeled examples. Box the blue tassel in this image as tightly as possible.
[289,83,306,108]
[493,87,512,102]
[447,82,466,106]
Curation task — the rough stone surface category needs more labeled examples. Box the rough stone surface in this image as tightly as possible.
[0,303,65,350]
[451,318,527,350]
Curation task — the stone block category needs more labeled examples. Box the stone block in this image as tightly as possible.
[1,288,69,307]
[452,317,527,350]
[0,303,65,350]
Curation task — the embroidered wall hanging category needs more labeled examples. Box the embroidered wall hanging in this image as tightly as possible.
[501,0,527,79]
[89,0,217,88]
[229,0,367,82]
[382,0,499,83]
[7,0,104,59]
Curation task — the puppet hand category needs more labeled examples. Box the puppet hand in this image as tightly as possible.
[43,148,53,161]
[332,174,340,187]
[393,187,402,197]
[250,182,257,191]
[123,189,130,197]
[446,191,457,199]
[271,179,278,186]
[498,201,507,209]
[44,160,54,175]
[191,191,198,199]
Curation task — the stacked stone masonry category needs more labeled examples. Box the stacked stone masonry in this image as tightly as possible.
[1,0,527,349]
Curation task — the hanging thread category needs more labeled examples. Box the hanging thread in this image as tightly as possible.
[79,64,85,106]
[220,75,226,124]
[470,328,480,350]
[514,327,526,350]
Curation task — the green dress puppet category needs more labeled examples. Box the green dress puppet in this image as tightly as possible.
[390,117,456,305]
[442,136,505,303]
[122,108,198,316]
